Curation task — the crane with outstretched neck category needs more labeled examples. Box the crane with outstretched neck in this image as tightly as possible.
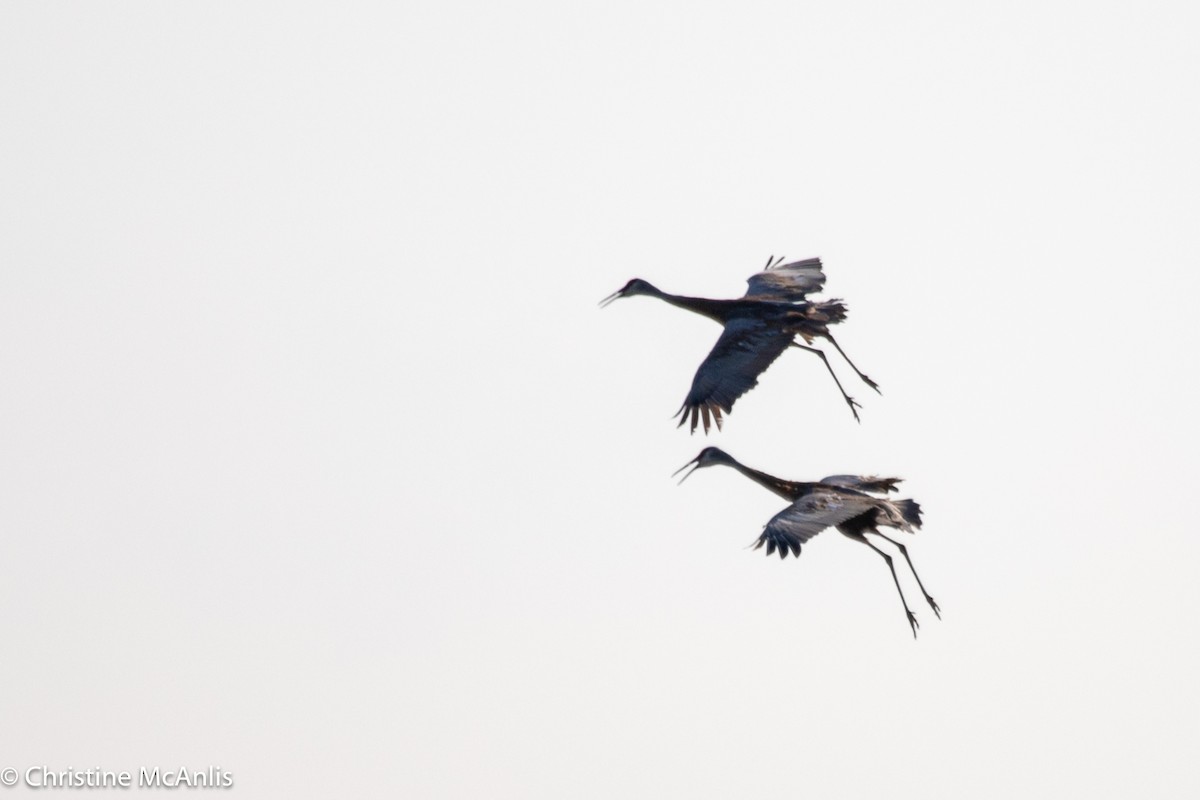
[674,446,938,638]
[601,256,878,433]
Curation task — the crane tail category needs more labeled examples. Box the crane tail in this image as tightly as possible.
[897,499,923,529]
[872,498,923,533]
[813,299,847,325]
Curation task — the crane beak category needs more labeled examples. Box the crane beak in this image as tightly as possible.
[672,457,701,485]
[598,288,624,308]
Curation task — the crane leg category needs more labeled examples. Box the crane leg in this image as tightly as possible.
[822,333,881,394]
[854,534,919,638]
[790,343,861,423]
[868,532,940,618]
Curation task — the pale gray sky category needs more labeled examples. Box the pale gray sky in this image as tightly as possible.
[2,1,1198,797]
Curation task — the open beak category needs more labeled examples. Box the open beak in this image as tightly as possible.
[598,289,624,308]
[671,457,701,485]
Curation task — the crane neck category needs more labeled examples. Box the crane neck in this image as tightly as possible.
[724,459,806,502]
[653,290,733,323]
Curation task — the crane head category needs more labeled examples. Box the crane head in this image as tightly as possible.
[599,278,655,307]
[671,446,735,484]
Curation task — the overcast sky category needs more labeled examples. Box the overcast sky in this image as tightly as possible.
[2,1,1198,797]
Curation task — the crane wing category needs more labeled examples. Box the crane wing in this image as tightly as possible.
[819,475,903,494]
[676,318,794,434]
[755,490,874,559]
[743,257,826,302]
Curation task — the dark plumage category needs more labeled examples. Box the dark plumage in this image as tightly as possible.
[601,257,879,433]
[674,447,938,638]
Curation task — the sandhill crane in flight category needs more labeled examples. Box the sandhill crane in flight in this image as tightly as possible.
[600,256,878,433]
[674,446,938,638]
